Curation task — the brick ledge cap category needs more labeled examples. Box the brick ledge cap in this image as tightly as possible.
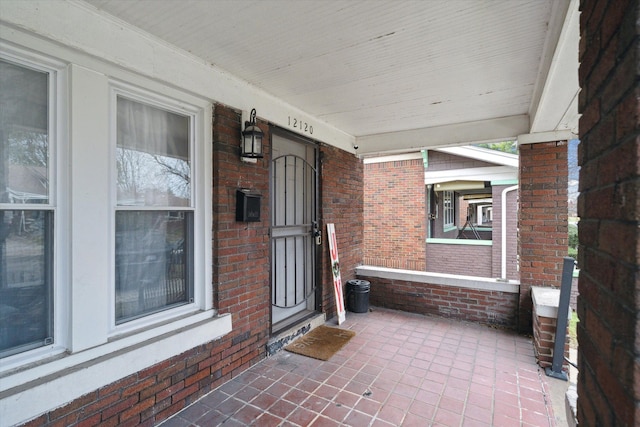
[356,265,519,293]
[532,286,569,319]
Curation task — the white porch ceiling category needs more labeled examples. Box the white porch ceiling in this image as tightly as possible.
[82,0,579,155]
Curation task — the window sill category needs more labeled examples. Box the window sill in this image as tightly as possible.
[0,311,232,427]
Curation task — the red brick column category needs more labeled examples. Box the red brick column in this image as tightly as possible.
[212,104,271,371]
[518,141,568,333]
[319,144,364,318]
[578,1,640,425]
[531,287,570,373]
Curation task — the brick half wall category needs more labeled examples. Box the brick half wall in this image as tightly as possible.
[357,266,519,329]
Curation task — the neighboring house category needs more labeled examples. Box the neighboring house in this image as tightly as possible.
[364,146,519,280]
[424,146,519,280]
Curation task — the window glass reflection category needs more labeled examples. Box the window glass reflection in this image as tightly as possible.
[115,211,192,323]
[0,210,53,357]
[116,97,190,207]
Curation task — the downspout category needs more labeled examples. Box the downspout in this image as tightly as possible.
[422,150,430,238]
[501,185,518,279]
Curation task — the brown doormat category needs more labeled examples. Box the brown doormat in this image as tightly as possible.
[285,325,356,361]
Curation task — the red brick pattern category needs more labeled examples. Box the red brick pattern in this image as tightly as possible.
[363,159,426,270]
[19,105,364,426]
[319,144,364,316]
[518,141,568,332]
[577,1,640,426]
[532,313,569,373]
[365,276,518,328]
[172,308,557,426]
[212,105,271,366]
[425,243,492,277]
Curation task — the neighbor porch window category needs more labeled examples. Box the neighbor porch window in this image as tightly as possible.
[443,190,455,229]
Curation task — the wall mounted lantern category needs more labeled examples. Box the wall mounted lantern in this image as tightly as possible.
[241,108,263,159]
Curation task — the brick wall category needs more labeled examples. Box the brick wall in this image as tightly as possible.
[211,105,271,373]
[425,243,492,277]
[532,310,570,373]
[577,1,640,425]
[365,276,518,328]
[518,141,568,332]
[21,104,271,426]
[363,159,426,270]
[21,105,364,426]
[319,143,364,317]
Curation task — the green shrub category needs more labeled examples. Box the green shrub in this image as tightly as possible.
[568,223,579,262]
[568,223,578,248]
[569,311,579,348]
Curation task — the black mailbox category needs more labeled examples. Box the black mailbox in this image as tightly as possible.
[236,189,261,222]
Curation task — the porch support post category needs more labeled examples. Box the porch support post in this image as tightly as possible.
[577,1,640,424]
[517,138,569,333]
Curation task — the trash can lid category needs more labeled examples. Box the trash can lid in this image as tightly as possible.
[347,279,370,290]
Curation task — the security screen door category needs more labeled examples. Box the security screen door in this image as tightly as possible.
[270,130,318,331]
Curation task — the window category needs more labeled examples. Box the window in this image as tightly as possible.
[443,190,455,229]
[114,95,194,323]
[0,30,230,426]
[0,58,54,358]
[0,47,213,367]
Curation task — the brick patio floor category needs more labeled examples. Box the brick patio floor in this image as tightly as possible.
[161,307,557,426]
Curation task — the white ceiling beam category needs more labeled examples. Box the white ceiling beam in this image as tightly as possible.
[517,130,577,145]
[528,0,580,134]
[355,115,530,156]
[425,166,517,184]
[362,152,423,164]
[435,146,518,168]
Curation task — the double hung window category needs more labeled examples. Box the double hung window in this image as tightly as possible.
[443,190,455,229]
[0,58,54,358]
[0,48,210,364]
[114,95,194,323]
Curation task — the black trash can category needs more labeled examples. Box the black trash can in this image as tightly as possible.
[346,279,370,313]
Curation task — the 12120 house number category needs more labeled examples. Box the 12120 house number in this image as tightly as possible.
[288,116,313,135]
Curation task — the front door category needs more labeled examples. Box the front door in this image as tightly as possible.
[270,130,318,332]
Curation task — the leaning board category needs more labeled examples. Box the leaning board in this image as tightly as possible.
[327,223,346,324]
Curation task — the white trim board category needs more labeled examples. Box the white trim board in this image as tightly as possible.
[0,314,232,427]
[356,266,519,294]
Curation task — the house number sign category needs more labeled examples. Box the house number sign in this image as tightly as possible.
[287,116,314,135]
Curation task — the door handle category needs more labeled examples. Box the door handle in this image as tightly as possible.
[312,221,322,245]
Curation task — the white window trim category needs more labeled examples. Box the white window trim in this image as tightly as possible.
[0,45,70,366]
[107,82,207,337]
[0,43,226,426]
